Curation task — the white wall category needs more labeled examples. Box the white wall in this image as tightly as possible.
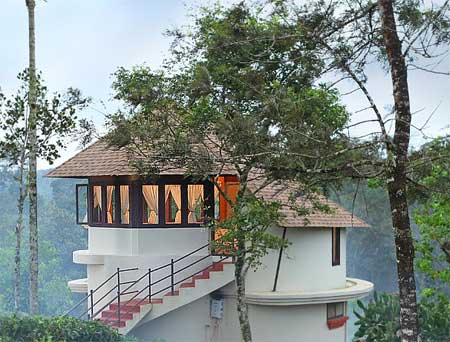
[88,227,210,256]
[129,284,347,342]
[249,303,346,342]
[130,296,213,342]
[246,227,347,292]
[84,227,212,315]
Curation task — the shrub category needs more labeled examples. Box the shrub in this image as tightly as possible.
[0,315,131,342]
[353,292,450,342]
[353,292,400,342]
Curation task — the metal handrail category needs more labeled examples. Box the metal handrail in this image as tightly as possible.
[64,269,120,317]
[68,242,231,327]
[174,242,210,263]
[173,254,211,275]
[173,256,230,288]
[118,267,139,273]
[78,283,118,318]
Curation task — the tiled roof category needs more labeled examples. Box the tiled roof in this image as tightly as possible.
[47,139,369,228]
[46,139,237,178]
[248,179,369,228]
[46,140,133,178]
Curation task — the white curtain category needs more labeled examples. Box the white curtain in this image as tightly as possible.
[120,185,130,224]
[93,186,102,223]
[188,185,204,223]
[93,186,102,209]
[165,185,181,223]
[106,186,115,223]
[143,185,158,224]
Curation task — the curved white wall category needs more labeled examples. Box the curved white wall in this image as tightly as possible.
[246,227,346,292]
[130,285,347,342]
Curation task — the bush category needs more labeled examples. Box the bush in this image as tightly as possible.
[0,315,131,342]
[353,292,450,342]
[353,292,400,342]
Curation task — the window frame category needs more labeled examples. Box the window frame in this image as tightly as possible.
[141,184,160,226]
[91,184,104,225]
[137,178,214,228]
[332,227,341,266]
[88,181,131,228]
[84,176,216,228]
[327,302,345,320]
[75,184,89,225]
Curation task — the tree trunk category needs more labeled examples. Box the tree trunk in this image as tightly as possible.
[235,251,252,342]
[26,0,39,315]
[378,1,419,341]
[14,155,27,313]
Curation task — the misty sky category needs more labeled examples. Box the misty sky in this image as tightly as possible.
[1,0,449,169]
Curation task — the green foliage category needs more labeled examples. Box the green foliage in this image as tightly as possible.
[412,138,450,287]
[108,2,351,183]
[420,292,450,341]
[367,178,383,190]
[107,2,353,289]
[353,293,450,342]
[210,194,287,269]
[0,315,128,342]
[0,169,87,315]
[0,70,90,165]
[353,293,401,342]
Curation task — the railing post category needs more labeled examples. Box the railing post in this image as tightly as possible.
[90,289,94,320]
[117,268,121,326]
[148,268,152,302]
[170,259,174,295]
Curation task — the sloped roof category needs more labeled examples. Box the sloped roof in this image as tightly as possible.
[46,140,133,178]
[47,139,369,228]
[46,139,237,178]
[248,179,369,228]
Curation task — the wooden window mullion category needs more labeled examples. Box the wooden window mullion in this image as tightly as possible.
[101,185,107,224]
[204,181,214,223]
[181,183,188,226]
[115,184,121,226]
[158,182,165,226]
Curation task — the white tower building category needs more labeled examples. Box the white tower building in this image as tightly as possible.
[48,139,373,342]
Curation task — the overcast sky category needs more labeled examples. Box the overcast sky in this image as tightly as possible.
[1,0,449,169]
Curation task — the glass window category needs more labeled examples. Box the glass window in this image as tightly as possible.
[327,302,345,319]
[92,186,103,223]
[76,184,88,224]
[188,184,204,224]
[332,228,341,266]
[142,185,158,224]
[214,176,239,222]
[106,185,115,224]
[120,185,130,224]
[165,185,181,224]
[214,178,222,220]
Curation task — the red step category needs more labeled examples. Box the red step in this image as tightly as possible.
[101,310,134,320]
[209,263,224,272]
[109,303,140,313]
[165,290,180,296]
[99,316,127,327]
[109,298,151,311]
[180,281,195,288]
[110,320,127,328]
[193,271,210,280]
